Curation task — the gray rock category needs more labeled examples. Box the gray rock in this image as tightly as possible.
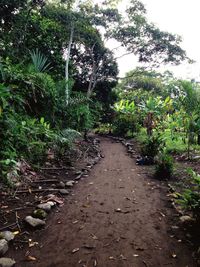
[0,240,8,256]
[37,203,51,212]
[47,201,55,207]
[192,155,200,161]
[59,189,69,195]
[0,258,16,267]
[179,215,195,224]
[75,174,82,181]
[66,181,75,188]
[25,216,45,228]
[58,181,65,188]
[0,232,14,242]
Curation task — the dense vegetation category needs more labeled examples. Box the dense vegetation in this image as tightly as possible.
[101,68,200,218]
[0,0,200,219]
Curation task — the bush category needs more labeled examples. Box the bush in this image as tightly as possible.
[179,169,200,218]
[141,134,162,158]
[154,151,174,179]
[113,113,139,137]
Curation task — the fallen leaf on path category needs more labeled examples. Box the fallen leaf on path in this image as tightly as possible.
[171,253,177,258]
[72,248,80,254]
[13,231,19,236]
[82,204,90,208]
[28,239,39,248]
[119,254,127,260]
[26,256,37,261]
[123,210,130,214]
[46,196,64,205]
[159,212,166,217]
[1,206,8,209]
[91,234,98,240]
[115,208,122,212]
[136,247,144,251]
[82,244,96,250]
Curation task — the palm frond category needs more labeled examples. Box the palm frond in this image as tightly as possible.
[30,49,51,72]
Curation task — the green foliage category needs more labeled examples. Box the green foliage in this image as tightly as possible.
[0,0,195,185]
[113,113,139,137]
[154,151,174,179]
[113,99,139,136]
[54,128,81,156]
[141,134,162,158]
[179,169,200,217]
[30,49,51,73]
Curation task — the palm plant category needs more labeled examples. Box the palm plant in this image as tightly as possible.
[30,49,51,73]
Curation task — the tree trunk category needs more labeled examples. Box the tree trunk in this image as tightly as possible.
[65,24,74,105]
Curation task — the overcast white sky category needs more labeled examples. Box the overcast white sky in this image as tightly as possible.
[109,0,200,80]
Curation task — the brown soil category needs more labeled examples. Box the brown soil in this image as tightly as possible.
[8,138,196,267]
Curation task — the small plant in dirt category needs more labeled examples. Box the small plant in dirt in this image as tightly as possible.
[179,169,200,219]
[154,150,174,179]
[141,134,163,159]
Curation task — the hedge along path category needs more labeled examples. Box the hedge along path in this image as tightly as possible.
[12,138,196,267]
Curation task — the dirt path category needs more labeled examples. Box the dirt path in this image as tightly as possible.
[13,138,196,267]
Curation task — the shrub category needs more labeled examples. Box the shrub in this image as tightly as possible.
[154,151,174,179]
[179,169,200,218]
[113,114,138,137]
[141,134,162,158]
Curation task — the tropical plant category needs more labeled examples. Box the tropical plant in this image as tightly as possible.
[154,150,174,179]
[179,169,200,218]
[30,49,51,73]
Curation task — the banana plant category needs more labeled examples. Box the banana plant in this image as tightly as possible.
[114,99,135,113]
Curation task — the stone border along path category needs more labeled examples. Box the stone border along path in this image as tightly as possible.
[6,137,197,266]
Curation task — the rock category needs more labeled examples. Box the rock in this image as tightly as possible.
[59,189,69,195]
[0,240,8,256]
[58,181,65,188]
[179,215,195,224]
[66,181,75,188]
[75,174,82,181]
[93,138,100,144]
[0,232,14,242]
[37,203,51,212]
[25,216,45,228]
[0,258,16,267]
[47,201,55,207]
[192,155,200,161]
[33,209,47,219]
